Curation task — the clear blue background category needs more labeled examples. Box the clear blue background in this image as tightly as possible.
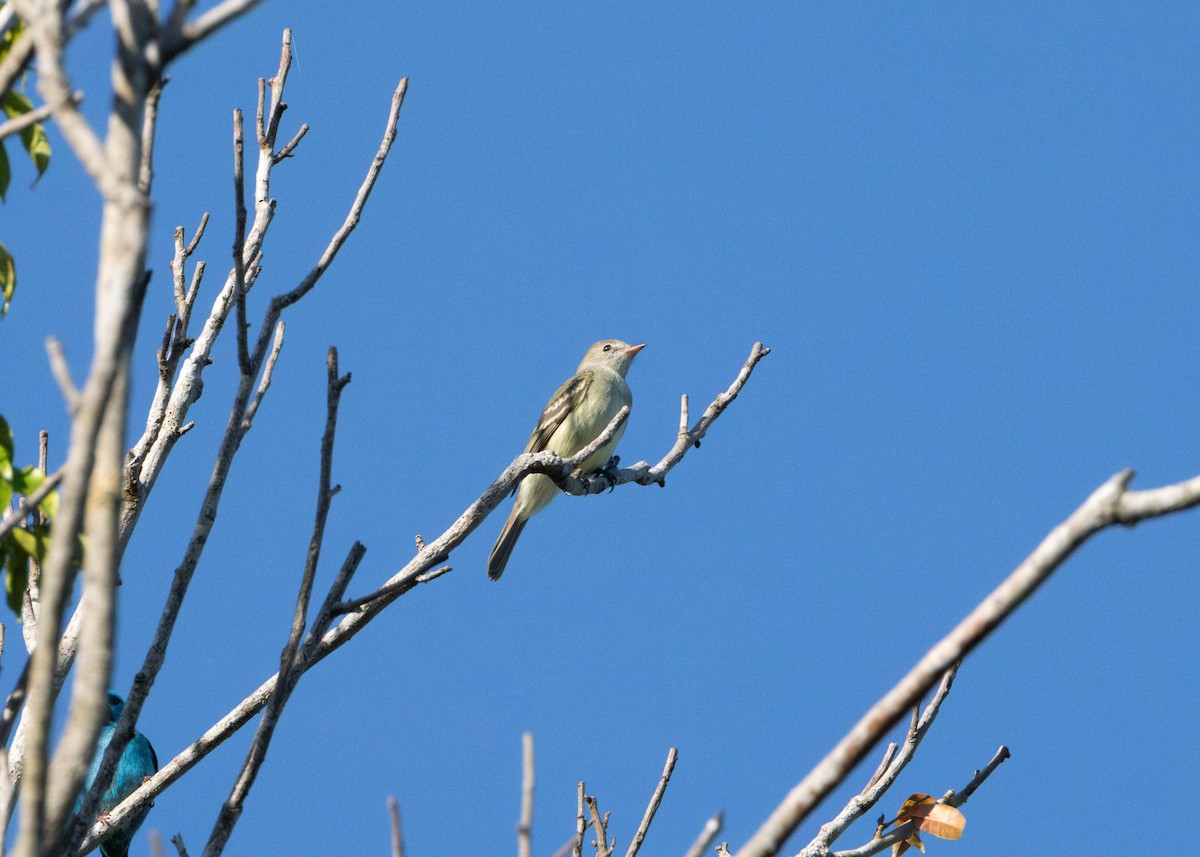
[3,2,1199,855]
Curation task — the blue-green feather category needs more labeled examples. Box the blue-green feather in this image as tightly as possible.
[81,692,158,857]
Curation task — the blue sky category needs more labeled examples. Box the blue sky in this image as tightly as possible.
[3,2,1200,855]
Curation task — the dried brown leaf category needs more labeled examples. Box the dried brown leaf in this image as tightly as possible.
[895,794,966,841]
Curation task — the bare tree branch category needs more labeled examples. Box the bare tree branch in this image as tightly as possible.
[735,467,1200,857]
[388,796,404,857]
[625,748,677,857]
[586,796,612,857]
[240,321,284,430]
[117,34,296,550]
[4,0,160,846]
[231,108,250,376]
[45,337,80,411]
[10,0,115,196]
[128,212,209,474]
[272,76,408,312]
[117,35,397,560]
[682,813,723,857]
[22,431,51,651]
[573,783,586,857]
[171,831,191,857]
[137,75,167,193]
[519,732,534,857]
[36,47,398,857]
[799,667,958,856]
[827,745,1011,857]
[0,667,29,845]
[201,348,350,857]
[0,20,35,99]
[163,0,269,60]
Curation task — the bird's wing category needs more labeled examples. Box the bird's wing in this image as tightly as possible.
[524,370,593,454]
[147,737,159,772]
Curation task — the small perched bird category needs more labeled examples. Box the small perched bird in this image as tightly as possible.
[488,339,645,580]
[81,692,159,857]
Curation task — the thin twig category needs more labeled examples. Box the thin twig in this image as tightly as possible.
[799,666,959,856]
[23,431,50,649]
[625,748,677,857]
[0,668,28,847]
[273,77,408,312]
[129,212,209,476]
[573,783,586,857]
[171,832,191,857]
[201,348,350,857]
[388,796,404,857]
[138,76,167,193]
[587,796,611,857]
[117,45,398,557]
[241,321,284,430]
[45,337,81,411]
[273,123,308,163]
[519,732,534,857]
[683,813,723,857]
[232,108,250,375]
[862,745,897,794]
[163,0,268,59]
[947,745,1011,806]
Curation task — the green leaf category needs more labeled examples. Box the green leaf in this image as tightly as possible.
[10,526,49,564]
[0,240,13,315]
[0,143,10,203]
[39,487,57,521]
[0,21,25,63]
[3,543,27,615]
[1,92,50,180]
[20,120,50,179]
[0,414,13,485]
[1,91,32,120]
[11,465,44,494]
[13,466,56,520]
[10,523,48,564]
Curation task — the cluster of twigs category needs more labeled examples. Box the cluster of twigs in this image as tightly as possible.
[487,668,1007,857]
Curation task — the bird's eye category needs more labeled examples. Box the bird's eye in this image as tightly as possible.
[603,344,612,352]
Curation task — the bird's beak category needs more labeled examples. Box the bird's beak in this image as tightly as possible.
[625,343,646,358]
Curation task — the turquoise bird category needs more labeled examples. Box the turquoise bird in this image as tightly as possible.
[81,692,158,857]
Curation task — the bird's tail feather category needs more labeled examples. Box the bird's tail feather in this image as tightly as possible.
[488,511,527,580]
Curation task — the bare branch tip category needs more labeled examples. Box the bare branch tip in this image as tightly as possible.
[45,337,80,410]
